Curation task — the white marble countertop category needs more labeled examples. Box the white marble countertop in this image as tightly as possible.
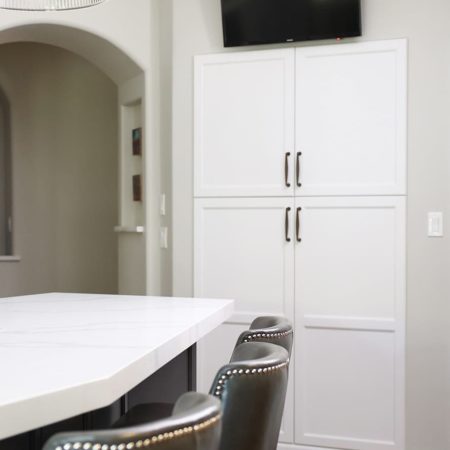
[0,293,233,440]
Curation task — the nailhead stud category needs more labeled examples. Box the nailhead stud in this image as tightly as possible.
[213,361,289,398]
[57,415,220,450]
[243,329,292,343]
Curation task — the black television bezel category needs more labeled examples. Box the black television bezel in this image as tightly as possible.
[220,0,362,48]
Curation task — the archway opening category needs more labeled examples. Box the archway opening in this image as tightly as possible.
[0,24,146,297]
[0,23,144,84]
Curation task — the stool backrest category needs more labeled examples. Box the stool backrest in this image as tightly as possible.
[42,392,221,450]
[236,316,293,356]
[210,342,289,450]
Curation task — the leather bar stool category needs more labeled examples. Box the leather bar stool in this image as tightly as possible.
[210,341,289,450]
[116,342,290,450]
[42,392,221,450]
[235,316,293,356]
[114,316,293,428]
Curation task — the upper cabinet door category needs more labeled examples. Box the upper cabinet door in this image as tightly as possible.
[195,49,295,197]
[295,40,407,196]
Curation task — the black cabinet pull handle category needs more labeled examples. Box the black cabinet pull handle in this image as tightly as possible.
[285,207,291,242]
[285,152,291,187]
[296,152,302,187]
[296,207,302,242]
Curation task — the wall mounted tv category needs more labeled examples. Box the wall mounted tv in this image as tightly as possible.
[221,0,362,47]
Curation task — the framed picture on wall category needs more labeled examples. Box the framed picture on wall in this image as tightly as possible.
[132,127,142,156]
[132,174,142,202]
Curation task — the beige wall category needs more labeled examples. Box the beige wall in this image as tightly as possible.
[0,97,7,255]
[0,42,118,297]
[170,0,450,449]
[157,0,174,296]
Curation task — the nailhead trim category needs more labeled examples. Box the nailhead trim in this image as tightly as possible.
[53,415,220,450]
[242,329,293,343]
[213,361,289,398]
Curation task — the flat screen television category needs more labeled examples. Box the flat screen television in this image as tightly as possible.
[221,0,362,47]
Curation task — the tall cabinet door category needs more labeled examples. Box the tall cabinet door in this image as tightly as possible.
[295,40,407,196]
[194,49,295,197]
[294,197,406,450]
[194,197,295,442]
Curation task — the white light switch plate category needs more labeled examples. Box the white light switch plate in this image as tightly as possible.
[160,194,166,216]
[428,212,443,237]
[160,227,169,249]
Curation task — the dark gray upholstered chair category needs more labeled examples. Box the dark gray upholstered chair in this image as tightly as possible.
[113,316,293,430]
[210,342,289,450]
[235,316,293,356]
[115,342,290,450]
[42,392,221,450]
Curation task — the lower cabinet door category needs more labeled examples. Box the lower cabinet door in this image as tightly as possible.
[194,197,295,443]
[294,196,405,450]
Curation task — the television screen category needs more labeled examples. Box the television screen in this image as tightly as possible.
[221,0,362,47]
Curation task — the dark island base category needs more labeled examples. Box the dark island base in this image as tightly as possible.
[0,346,196,450]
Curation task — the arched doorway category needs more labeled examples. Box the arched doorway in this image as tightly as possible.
[0,23,144,84]
[0,22,152,297]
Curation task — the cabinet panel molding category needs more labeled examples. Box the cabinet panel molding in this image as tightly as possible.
[195,49,295,197]
[295,39,407,196]
[194,197,295,318]
[194,197,296,441]
[294,197,405,450]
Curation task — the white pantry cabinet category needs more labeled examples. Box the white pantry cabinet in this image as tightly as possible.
[193,39,407,450]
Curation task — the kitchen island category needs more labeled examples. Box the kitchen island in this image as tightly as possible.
[0,293,233,448]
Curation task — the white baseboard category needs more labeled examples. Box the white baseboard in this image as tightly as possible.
[278,443,338,450]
